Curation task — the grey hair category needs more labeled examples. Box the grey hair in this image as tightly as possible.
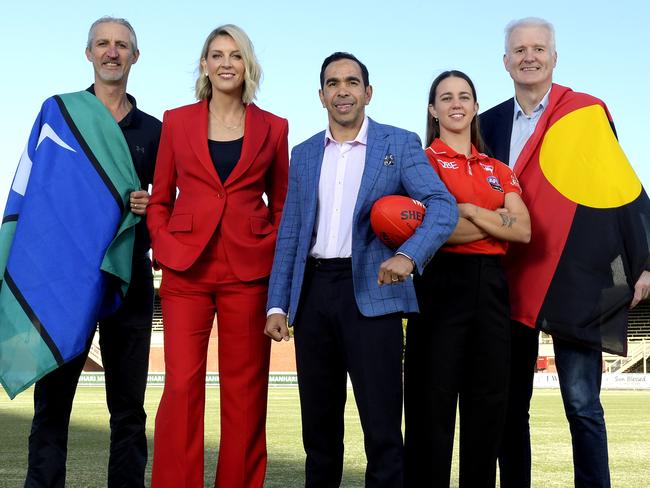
[504,17,556,53]
[87,16,138,54]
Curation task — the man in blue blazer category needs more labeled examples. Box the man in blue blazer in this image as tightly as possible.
[265,52,457,487]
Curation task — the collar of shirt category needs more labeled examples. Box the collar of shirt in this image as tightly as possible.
[428,138,488,162]
[513,86,551,120]
[311,117,369,259]
[508,87,551,167]
[428,138,489,176]
[323,116,369,148]
[86,84,138,128]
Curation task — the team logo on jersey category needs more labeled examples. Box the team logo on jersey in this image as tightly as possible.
[487,175,504,192]
[510,173,522,191]
[479,163,494,174]
[437,159,458,169]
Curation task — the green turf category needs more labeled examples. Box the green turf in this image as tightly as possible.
[1,388,649,487]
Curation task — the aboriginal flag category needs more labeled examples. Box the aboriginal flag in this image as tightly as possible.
[0,91,140,398]
[505,84,650,356]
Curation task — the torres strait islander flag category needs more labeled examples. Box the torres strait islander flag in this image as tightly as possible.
[0,91,140,398]
[505,83,650,356]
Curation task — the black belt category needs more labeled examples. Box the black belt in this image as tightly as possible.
[307,256,352,271]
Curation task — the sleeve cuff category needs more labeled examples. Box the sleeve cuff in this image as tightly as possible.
[267,307,287,317]
[395,251,416,270]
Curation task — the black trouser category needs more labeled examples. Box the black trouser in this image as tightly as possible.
[497,322,539,488]
[404,253,510,488]
[25,258,153,488]
[293,258,405,488]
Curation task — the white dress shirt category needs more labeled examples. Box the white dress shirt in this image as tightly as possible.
[509,88,551,168]
[267,117,369,317]
[310,116,369,258]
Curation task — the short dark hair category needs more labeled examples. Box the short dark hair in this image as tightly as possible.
[320,52,370,88]
[426,70,485,152]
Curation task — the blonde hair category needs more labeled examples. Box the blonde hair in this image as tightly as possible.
[195,24,262,103]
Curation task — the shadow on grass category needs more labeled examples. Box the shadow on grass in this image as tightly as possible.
[6,386,648,487]
[0,409,32,488]
[0,408,121,488]
[205,447,366,488]
[0,409,365,488]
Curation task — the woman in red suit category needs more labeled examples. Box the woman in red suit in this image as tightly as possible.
[147,24,289,488]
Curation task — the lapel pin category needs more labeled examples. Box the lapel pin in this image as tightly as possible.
[383,154,395,166]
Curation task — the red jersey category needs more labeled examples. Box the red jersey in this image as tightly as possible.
[426,138,522,255]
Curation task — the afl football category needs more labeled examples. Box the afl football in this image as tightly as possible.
[370,195,426,249]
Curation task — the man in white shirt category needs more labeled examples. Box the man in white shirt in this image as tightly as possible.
[265,52,457,487]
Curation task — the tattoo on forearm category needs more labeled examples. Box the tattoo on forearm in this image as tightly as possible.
[500,213,516,228]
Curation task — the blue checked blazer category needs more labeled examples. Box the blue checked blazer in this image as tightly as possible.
[267,118,458,323]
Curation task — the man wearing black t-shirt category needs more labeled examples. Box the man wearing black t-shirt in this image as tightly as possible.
[24,16,161,488]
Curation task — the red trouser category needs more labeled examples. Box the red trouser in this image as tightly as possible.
[151,238,271,488]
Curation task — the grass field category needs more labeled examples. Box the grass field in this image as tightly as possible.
[1,387,649,487]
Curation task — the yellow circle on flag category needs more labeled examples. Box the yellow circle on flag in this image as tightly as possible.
[539,104,641,208]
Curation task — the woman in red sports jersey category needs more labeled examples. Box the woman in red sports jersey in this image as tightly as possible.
[404,70,530,488]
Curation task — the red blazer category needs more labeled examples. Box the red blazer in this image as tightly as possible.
[147,100,289,281]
